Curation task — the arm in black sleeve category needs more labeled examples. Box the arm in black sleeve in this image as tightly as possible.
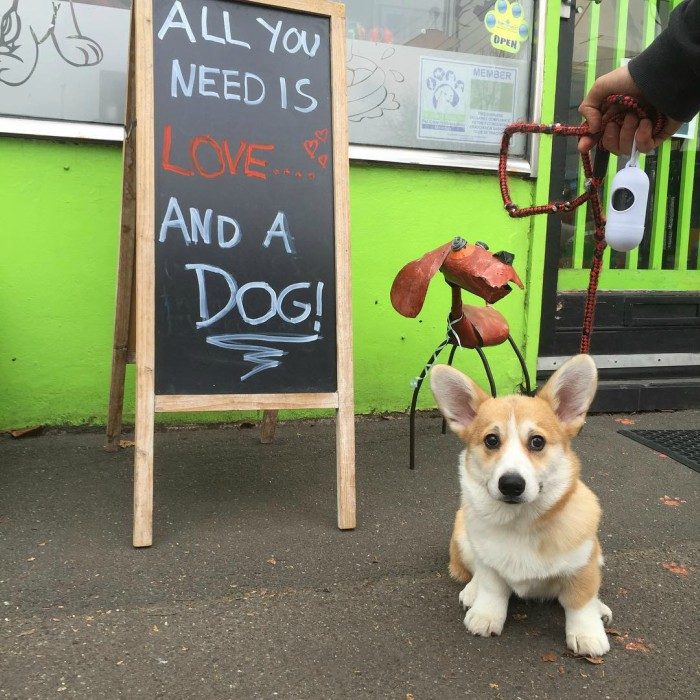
[628,0,700,121]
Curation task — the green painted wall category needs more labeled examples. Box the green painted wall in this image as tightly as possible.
[558,269,700,291]
[1,139,124,428]
[0,138,538,428]
[349,164,536,415]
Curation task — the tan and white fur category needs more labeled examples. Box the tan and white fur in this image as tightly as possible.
[430,354,612,657]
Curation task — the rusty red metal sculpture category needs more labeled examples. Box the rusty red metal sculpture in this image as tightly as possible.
[391,237,530,468]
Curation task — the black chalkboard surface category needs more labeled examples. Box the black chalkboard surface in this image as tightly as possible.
[152,0,336,394]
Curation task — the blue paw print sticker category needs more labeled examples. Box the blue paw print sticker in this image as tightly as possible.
[484,0,529,54]
[426,68,465,110]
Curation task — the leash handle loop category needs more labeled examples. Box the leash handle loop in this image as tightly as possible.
[497,95,666,353]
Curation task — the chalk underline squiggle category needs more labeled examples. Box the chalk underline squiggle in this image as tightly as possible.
[206,333,320,381]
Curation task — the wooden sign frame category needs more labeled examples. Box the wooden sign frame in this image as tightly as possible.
[106,0,355,547]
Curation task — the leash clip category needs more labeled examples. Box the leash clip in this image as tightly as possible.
[627,138,641,168]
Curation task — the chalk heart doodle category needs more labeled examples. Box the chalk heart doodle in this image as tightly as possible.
[302,130,329,168]
[0,0,103,86]
[304,137,319,158]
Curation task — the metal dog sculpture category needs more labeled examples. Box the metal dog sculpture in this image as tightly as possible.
[390,237,531,468]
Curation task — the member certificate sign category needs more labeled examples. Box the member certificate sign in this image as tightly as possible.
[418,57,517,145]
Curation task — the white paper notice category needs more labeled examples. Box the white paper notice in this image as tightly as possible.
[418,58,517,145]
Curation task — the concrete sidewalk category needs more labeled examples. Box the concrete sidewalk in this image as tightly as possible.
[1,410,698,699]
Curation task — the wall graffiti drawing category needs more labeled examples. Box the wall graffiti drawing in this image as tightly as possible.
[0,0,103,86]
[346,44,403,123]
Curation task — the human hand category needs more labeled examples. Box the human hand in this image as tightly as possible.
[577,65,683,155]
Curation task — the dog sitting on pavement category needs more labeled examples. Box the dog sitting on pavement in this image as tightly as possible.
[430,354,612,657]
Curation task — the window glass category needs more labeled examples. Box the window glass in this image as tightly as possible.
[345,0,536,156]
[0,0,131,125]
[0,0,538,163]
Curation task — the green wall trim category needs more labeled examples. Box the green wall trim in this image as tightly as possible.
[558,268,700,291]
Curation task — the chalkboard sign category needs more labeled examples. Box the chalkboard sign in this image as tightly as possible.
[106,0,354,546]
[153,0,339,394]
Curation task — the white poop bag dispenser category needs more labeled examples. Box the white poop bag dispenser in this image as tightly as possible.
[604,140,650,252]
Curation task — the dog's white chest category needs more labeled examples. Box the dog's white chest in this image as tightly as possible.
[468,523,593,596]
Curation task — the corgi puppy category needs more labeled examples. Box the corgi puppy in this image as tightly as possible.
[430,354,612,657]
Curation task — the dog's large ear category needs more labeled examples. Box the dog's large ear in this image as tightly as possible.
[538,354,597,434]
[390,242,452,318]
[430,364,489,434]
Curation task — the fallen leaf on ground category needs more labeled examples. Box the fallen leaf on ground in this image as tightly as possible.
[584,656,605,665]
[406,694,415,700]
[17,629,36,637]
[605,628,627,639]
[541,652,558,662]
[266,558,277,565]
[512,612,527,621]
[489,682,499,689]
[661,562,689,576]
[614,417,635,425]
[654,452,669,459]
[659,496,686,507]
[557,666,566,675]
[118,439,135,448]
[625,639,650,652]
[9,426,44,438]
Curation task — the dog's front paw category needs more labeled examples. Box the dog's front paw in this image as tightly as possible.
[563,597,612,657]
[566,609,610,657]
[459,580,477,609]
[566,628,610,657]
[463,607,506,637]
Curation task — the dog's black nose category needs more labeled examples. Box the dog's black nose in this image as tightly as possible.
[498,473,526,498]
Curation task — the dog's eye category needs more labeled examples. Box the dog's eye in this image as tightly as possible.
[528,435,546,451]
[484,433,500,449]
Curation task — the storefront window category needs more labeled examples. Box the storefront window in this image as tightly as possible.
[345,0,537,158]
[0,1,131,125]
[1,0,539,164]
[559,0,699,273]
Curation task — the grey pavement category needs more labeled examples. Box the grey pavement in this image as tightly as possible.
[1,410,698,699]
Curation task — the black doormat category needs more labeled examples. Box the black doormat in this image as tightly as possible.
[618,430,700,473]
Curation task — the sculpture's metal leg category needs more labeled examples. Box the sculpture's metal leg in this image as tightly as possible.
[441,344,459,435]
[475,347,497,398]
[507,334,532,395]
[410,339,449,470]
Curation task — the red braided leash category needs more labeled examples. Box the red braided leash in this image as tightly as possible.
[498,95,666,354]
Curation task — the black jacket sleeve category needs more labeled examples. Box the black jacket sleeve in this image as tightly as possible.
[628,0,700,121]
